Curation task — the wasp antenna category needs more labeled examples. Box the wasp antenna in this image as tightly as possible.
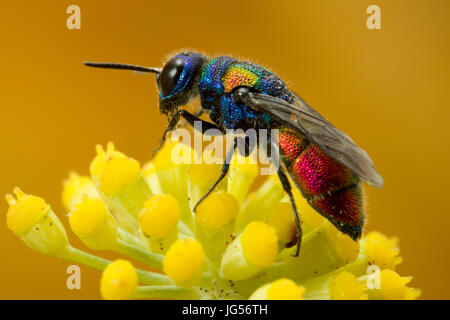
[83,62,162,74]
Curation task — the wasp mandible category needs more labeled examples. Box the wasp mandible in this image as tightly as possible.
[84,51,383,256]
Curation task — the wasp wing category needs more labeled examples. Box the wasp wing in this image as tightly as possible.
[239,91,384,188]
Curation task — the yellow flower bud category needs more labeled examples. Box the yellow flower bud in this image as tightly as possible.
[163,238,205,287]
[362,231,403,270]
[69,197,118,251]
[100,260,138,300]
[329,271,368,300]
[154,139,194,171]
[194,191,239,262]
[139,194,180,253]
[220,221,278,281]
[90,143,153,234]
[273,221,359,282]
[140,194,180,238]
[90,142,141,197]
[195,191,239,230]
[249,278,305,300]
[266,202,297,246]
[6,188,47,236]
[241,221,279,267]
[62,172,97,211]
[367,269,421,300]
[6,188,69,257]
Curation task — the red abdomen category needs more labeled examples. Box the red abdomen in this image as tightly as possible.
[278,128,364,240]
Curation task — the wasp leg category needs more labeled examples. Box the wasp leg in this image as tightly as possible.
[153,109,222,156]
[236,135,256,157]
[177,109,205,127]
[193,137,238,212]
[192,109,204,117]
[277,165,303,257]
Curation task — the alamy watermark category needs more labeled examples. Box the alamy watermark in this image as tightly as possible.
[366,5,381,30]
[366,265,381,290]
[169,121,280,176]
[66,5,81,30]
[66,264,81,290]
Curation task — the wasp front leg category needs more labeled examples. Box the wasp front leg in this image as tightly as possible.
[153,109,223,155]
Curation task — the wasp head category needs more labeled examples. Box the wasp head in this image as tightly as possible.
[157,52,207,117]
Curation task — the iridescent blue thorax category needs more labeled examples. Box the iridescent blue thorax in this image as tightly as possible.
[198,56,294,130]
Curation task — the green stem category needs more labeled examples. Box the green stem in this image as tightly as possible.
[135,286,200,300]
[136,270,173,286]
[117,239,164,269]
[62,246,109,271]
[62,246,171,286]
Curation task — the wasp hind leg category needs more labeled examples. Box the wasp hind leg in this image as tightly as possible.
[277,165,303,257]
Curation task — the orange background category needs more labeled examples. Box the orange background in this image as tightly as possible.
[1,1,449,299]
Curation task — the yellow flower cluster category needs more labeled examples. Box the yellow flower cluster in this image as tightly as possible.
[5,140,420,300]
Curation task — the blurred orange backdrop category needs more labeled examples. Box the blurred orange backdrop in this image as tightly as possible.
[0,0,449,299]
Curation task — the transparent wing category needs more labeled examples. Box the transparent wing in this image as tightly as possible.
[240,91,384,188]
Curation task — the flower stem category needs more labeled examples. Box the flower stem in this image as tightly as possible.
[135,286,200,299]
[136,270,173,286]
[62,246,110,271]
[117,239,164,270]
[62,245,171,285]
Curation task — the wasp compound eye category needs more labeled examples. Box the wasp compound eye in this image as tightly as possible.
[160,57,185,97]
